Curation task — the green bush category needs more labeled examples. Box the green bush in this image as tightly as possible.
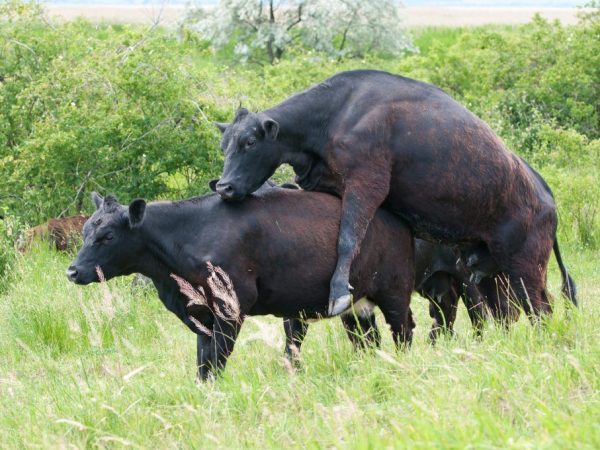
[0,214,19,293]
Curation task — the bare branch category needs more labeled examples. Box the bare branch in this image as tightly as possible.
[58,170,92,218]
[286,5,303,31]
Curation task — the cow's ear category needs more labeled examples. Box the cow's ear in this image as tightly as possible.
[262,118,279,140]
[128,199,146,228]
[91,192,103,210]
[214,122,229,134]
[208,179,219,192]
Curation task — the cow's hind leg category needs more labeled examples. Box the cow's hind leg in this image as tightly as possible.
[428,291,459,342]
[461,280,487,336]
[378,296,414,350]
[422,272,458,341]
[283,318,309,366]
[340,307,381,350]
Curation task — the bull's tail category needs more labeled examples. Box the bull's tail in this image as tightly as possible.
[553,238,577,306]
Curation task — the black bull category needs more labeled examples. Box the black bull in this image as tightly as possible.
[214,69,576,318]
[67,189,414,379]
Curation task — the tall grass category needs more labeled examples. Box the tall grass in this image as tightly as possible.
[1,244,598,448]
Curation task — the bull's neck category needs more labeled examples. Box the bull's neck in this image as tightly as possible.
[265,82,345,163]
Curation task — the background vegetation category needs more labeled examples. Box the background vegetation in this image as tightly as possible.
[1,2,598,244]
[0,1,599,448]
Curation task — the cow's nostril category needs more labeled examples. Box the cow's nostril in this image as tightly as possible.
[66,266,78,281]
[216,183,235,199]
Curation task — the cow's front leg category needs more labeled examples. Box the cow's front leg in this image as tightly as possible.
[329,170,390,316]
[209,316,243,375]
[196,333,213,381]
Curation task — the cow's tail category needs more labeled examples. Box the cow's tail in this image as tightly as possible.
[553,238,577,306]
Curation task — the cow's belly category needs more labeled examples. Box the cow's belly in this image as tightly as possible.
[249,290,330,319]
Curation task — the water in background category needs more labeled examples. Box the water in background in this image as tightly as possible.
[43,1,584,7]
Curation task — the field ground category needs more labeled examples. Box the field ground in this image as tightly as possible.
[43,5,584,26]
[0,243,598,448]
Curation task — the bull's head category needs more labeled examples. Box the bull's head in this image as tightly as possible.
[214,108,282,201]
[66,192,146,284]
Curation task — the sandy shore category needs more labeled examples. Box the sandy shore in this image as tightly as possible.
[44,5,583,27]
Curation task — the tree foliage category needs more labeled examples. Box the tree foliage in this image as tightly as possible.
[186,0,414,64]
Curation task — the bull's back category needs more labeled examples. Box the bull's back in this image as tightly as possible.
[334,72,542,241]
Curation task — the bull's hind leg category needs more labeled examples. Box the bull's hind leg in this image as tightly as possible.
[478,274,521,325]
[488,222,554,321]
[283,318,309,366]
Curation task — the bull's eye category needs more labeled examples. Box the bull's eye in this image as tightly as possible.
[105,232,114,241]
[246,136,256,148]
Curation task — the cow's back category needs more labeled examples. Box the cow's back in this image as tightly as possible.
[199,188,412,317]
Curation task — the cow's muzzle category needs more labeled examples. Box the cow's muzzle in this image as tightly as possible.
[66,266,78,283]
[216,181,245,201]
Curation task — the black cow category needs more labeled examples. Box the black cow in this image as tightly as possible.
[213,69,575,322]
[209,181,486,345]
[67,189,414,380]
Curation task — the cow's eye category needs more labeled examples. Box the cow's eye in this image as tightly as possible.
[95,232,114,244]
[246,136,256,148]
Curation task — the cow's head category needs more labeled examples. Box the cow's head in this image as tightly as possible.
[214,108,282,201]
[66,192,146,284]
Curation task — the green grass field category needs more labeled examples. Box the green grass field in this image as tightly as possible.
[1,243,598,448]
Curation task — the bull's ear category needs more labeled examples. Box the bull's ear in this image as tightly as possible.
[214,122,229,134]
[262,118,279,140]
[208,179,219,192]
[128,199,146,228]
[91,192,103,210]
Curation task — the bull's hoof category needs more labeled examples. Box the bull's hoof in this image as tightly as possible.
[328,294,352,317]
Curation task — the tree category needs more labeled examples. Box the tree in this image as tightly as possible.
[303,0,414,59]
[189,0,304,64]
[187,0,413,64]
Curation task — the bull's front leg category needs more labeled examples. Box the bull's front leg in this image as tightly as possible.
[329,169,390,316]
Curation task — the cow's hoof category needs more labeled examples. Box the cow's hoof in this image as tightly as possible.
[328,294,352,317]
